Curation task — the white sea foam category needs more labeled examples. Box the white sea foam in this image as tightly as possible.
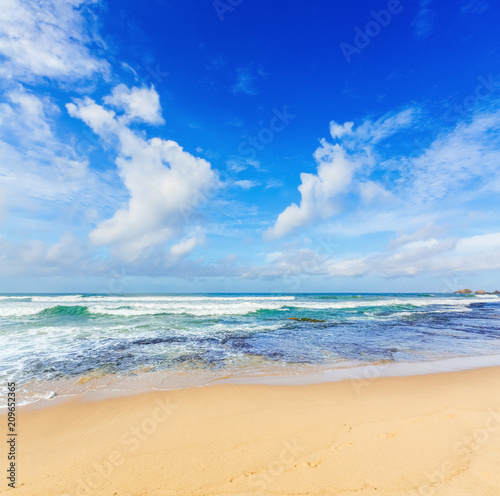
[289,297,483,311]
[29,295,296,302]
[0,295,495,317]
[2,293,500,407]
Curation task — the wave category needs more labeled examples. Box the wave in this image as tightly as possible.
[315,295,365,299]
[0,295,497,318]
[38,305,92,317]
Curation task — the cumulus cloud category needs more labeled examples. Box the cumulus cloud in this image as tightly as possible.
[0,0,108,82]
[258,101,500,283]
[67,86,218,262]
[266,109,416,240]
[267,103,500,243]
[265,144,356,240]
[103,84,164,125]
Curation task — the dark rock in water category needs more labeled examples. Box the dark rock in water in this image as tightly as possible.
[475,290,487,295]
[494,290,500,294]
[287,317,326,322]
[453,289,473,294]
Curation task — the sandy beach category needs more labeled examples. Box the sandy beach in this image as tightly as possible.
[2,366,500,496]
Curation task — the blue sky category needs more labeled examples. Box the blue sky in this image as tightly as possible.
[1,0,500,293]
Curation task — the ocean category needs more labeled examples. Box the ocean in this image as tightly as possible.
[1,293,500,405]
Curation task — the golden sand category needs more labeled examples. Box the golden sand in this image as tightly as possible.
[2,367,500,495]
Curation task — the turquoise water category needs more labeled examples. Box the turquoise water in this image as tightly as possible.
[1,293,500,389]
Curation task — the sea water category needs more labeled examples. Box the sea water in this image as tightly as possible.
[1,293,500,404]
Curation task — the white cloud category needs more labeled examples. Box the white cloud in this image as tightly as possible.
[265,178,283,189]
[0,85,119,218]
[407,109,500,203]
[1,85,59,141]
[0,0,109,82]
[265,143,355,240]
[267,104,500,242]
[0,234,94,276]
[359,181,391,203]
[266,109,416,239]
[235,179,259,189]
[67,86,218,262]
[103,84,164,125]
[334,108,415,147]
[328,231,500,278]
[330,121,354,139]
[67,96,118,136]
[226,157,261,172]
[255,228,500,280]
[388,223,446,248]
[170,232,204,259]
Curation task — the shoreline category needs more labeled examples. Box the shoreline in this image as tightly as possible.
[3,292,500,412]
[2,366,500,495]
[6,352,500,412]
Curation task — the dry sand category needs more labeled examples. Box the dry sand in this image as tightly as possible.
[2,366,500,496]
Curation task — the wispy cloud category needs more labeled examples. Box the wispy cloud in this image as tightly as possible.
[231,65,266,96]
[407,107,500,204]
[461,0,489,14]
[412,0,435,39]
[0,0,109,82]
[235,179,259,189]
[226,157,261,172]
[265,179,283,189]
[0,85,119,217]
